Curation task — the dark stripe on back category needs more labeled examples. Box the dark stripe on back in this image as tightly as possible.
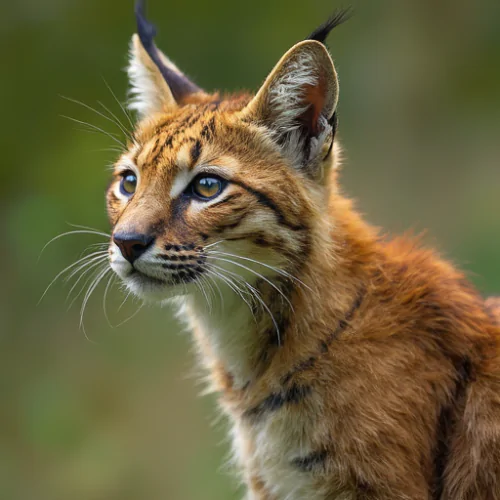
[432,357,474,499]
[281,286,366,385]
[324,286,366,345]
[243,384,311,420]
[291,450,328,472]
[232,179,306,232]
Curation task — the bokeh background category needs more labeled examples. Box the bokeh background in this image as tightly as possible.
[1,0,499,499]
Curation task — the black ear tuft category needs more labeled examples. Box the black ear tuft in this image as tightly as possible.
[307,7,353,44]
[135,0,157,52]
[133,0,201,102]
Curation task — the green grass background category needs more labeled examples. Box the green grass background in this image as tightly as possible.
[1,0,499,499]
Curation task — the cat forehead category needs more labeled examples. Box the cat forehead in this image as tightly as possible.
[132,96,251,155]
[126,97,273,176]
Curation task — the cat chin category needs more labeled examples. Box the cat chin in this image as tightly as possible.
[122,274,191,304]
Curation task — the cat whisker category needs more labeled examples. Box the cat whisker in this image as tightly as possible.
[204,239,225,250]
[38,250,108,304]
[205,255,294,313]
[39,228,109,262]
[102,274,116,328]
[114,300,145,328]
[60,95,132,142]
[102,77,135,131]
[98,100,134,141]
[212,265,280,344]
[207,265,258,326]
[79,266,112,330]
[66,259,110,309]
[61,115,126,148]
[207,250,312,292]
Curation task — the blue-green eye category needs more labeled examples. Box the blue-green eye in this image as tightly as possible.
[191,176,225,200]
[120,172,137,196]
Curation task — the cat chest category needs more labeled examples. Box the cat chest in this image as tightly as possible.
[233,409,351,500]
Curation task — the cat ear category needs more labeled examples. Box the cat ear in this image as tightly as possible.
[241,39,339,177]
[127,0,205,118]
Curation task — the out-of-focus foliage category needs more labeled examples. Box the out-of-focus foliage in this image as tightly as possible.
[1,0,499,499]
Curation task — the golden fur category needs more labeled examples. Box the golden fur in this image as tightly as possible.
[104,5,500,499]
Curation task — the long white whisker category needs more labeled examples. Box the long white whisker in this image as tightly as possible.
[67,223,111,236]
[209,265,278,340]
[102,77,135,131]
[203,239,225,250]
[66,259,109,308]
[97,100,133,141]
[207,250,312,292]
[102,274,116,328]
[64,253,109,283]
[205,271,224,305]
[201,274,217,306]
[114,301,145,328]
[79,266,111,330]
[114,296,146,328]
[61,115,126,148]
[208,266,256,321]
[205,256,294,313]
[38,251,108,304]
[196,275,213,313]
[60,95,132,142]
[118,289,133,312]
[38,229,109,261]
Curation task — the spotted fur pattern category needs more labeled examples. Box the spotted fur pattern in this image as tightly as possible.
[104,3,500,499]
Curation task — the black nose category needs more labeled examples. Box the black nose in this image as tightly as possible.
[113,232,155,264]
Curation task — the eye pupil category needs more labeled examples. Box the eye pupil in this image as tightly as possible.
[120,173,137,196]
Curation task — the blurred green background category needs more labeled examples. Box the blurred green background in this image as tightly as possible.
[1,0,499,499]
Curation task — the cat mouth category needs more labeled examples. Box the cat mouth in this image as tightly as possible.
[121,267,203,298]
[127,269,167,286]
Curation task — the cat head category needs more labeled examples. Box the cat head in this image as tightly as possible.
[107,0,349,301]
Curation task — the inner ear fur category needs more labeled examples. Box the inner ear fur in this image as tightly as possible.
[128,33,178,117]
[241,40,339,167]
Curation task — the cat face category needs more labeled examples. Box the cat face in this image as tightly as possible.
[107,2,342,302]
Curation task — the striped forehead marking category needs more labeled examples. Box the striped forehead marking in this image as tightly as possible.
[169,141,204,198]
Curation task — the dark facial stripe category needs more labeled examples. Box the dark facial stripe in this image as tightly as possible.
[191,139,202,164]
[212,211,248,233]
[208,193,242,209]
[200,116,216,141]
[243,384,311,421]
[291,450,328,472]
[231,179,306,232]
[148,136,162,165]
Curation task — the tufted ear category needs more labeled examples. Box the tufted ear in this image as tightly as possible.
[127,0,205,118]
[241,39,339,177]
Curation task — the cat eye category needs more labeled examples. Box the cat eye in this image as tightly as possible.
[191,175,226,200]
[120,172,137,196]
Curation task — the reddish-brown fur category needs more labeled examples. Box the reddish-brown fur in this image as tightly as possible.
[104,7,500,498]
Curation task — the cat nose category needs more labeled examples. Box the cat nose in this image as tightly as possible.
[113,232,155,264]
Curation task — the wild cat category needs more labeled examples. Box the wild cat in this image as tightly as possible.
[82,1,500,498]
